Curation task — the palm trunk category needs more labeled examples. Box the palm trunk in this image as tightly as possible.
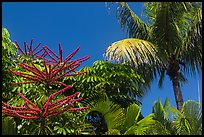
[172,74,183,112]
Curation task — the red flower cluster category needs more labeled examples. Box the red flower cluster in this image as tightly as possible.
[2,86,88,120]
[10,40,90,87]
[3,40,89,124]
[15,39,89,64]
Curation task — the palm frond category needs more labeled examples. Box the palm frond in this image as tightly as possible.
[152,98,167,122]
[116,2,150,39]
[123,104,141,130]
[182,100,202,135]
[85,94,125,131]
[170,100,202,135]
[182,8,202,76]
[150,2,186,60]
[124,113,155,135]
[105,38,158,68]
[158,68,165,89]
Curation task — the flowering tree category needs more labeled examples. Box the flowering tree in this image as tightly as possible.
[2,39,90,135]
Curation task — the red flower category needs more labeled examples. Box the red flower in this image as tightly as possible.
[2,86,88,120]
[15,39,44,59]
[8,60,84,87]
[42,44,89,65]
[9,42,90,87]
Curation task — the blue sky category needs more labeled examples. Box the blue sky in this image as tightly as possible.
[2,2,202,116]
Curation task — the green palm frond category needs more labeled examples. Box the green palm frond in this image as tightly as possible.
[150,3,185,60]
[104,38,158,67]
[170,100,202,135]
[123,103,141,130]
[116,2,150,39]
[182,8,202,75]
[163,98,172,121]
[85,94,124,131]
[124,113,155,135]
[158,68,165,89]
[182,100,202,135]
[148,120,171,135]
[152,98,165,121]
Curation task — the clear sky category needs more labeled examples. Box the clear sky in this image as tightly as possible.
[2,2,202,116]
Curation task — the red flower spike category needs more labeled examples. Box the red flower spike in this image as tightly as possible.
[64,46,80,62]
[15,41,26,55]
[50,60,78,78]
[32,48,45,56]
[24,42,27,55]
[9,46,88,87]
[2,86,88,120]
[43,48,58,63]
[30,39,33,53]
[16,39,45,58]
[41,44,89,66]
[43,46,60,61]
[18,63,44,78]
[32,42,42,53]
[76,56,90,63]
[59,43,63,62]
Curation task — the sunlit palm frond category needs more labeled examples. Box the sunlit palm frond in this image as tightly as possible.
[116,2,150,39]
[104,38,158,68]
[182,8,202,76]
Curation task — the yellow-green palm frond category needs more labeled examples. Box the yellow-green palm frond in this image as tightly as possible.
[104,38,158,68]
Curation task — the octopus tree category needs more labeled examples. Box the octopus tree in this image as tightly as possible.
[2,40,90,135]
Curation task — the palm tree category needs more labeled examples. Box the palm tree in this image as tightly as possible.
[104,2,202,111]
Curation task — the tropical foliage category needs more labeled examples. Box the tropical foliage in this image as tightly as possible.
[2,2,202,135]
[84,94,155,135]
[63,60,149,107]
